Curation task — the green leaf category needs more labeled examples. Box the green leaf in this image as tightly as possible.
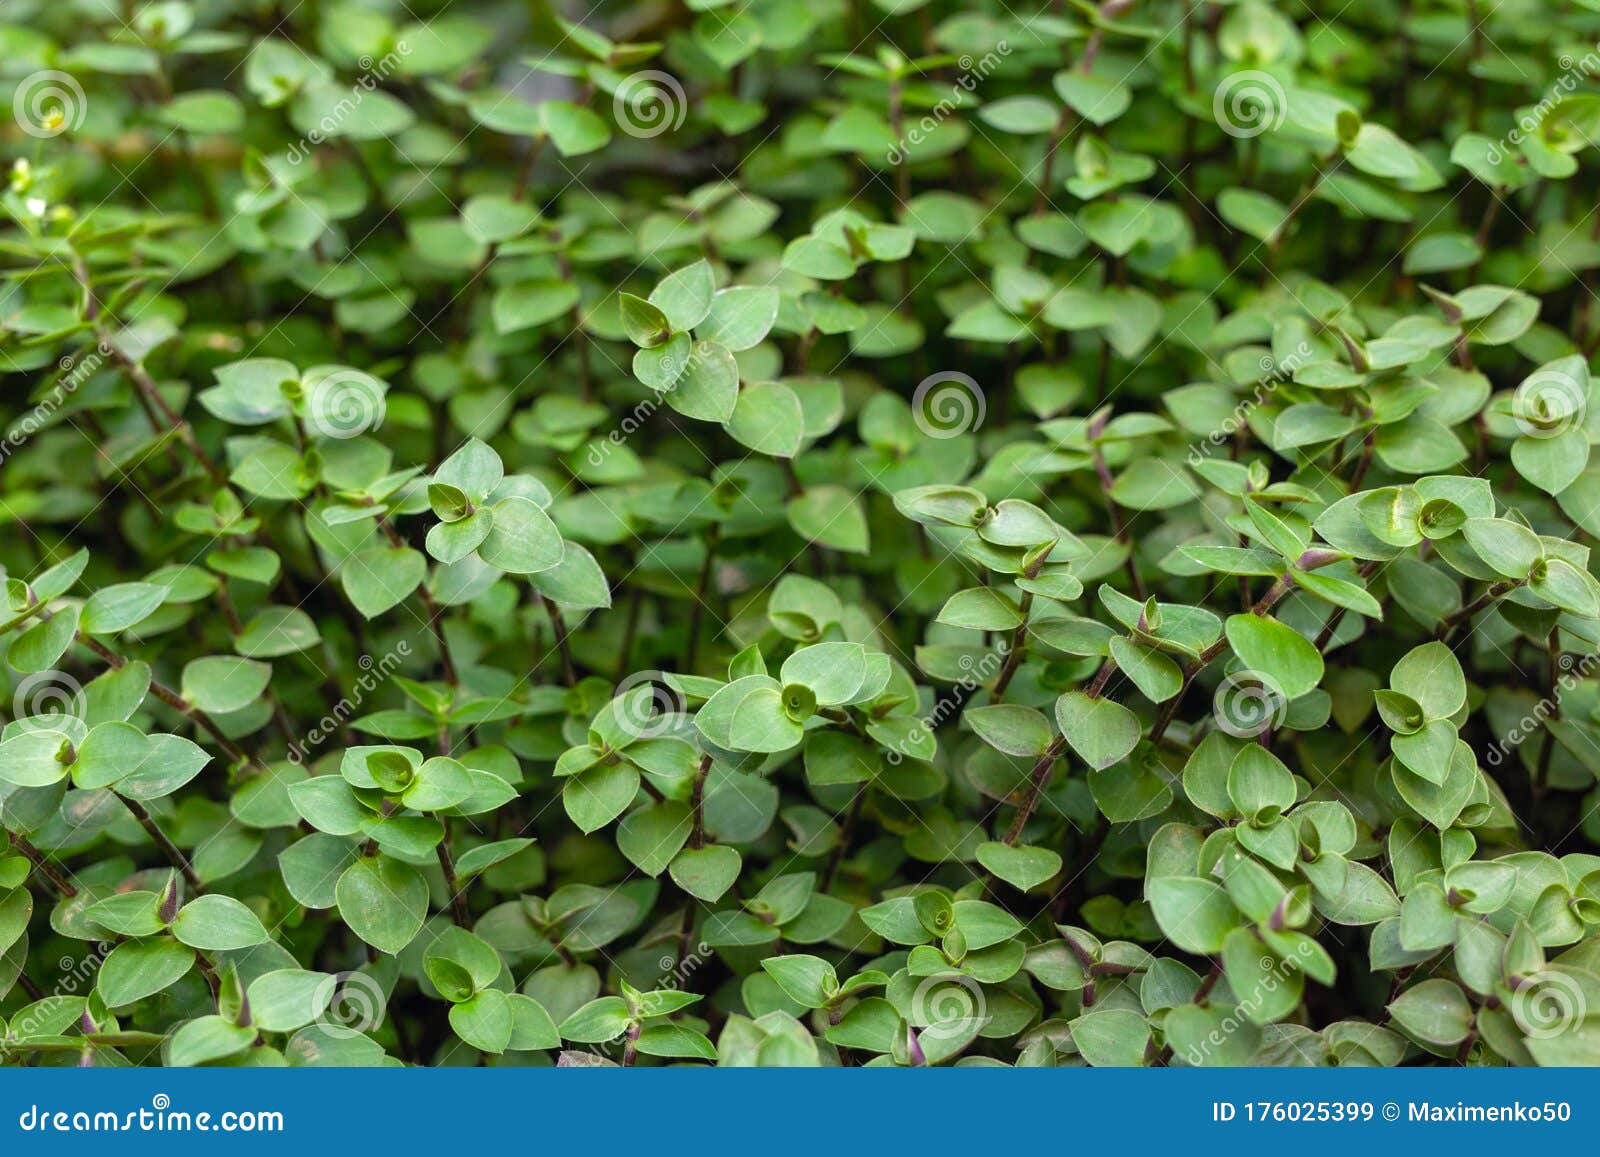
[965,705,1055,758]
[172,895,271,950]
[1389,641,1466,719]
[540,99,611,156]
[786,486,869,554]
[493,279,579,334]
[559,996,632,1043]
[650,260,716,330]
[937,587,1023,630]
[168,1015,256,1066]
[180,656,271,714]
[1225,613,1323,699]
[1388,978,1472,1046]
[725,381,804,457]
[478,497,563,574]
[1226,746,1298,820]
[619,292,672,348]
[1070,1008,1149,1066]
[98,939,195,1007]
[563,761,640,833]
[760,954,837,1008]
[335,856,429,954]
[976,842,1062,891]
[342,546,426,619]
[616,800,693,876]
[697,287,779,351]
[669,844,742,901]
[247,970,337,1033]
[1148,877,1242,954]
[81,582,166,635]
[779,642,868,706]
[1054,692,1139,770]
[0,729,74,787]
[450,988,515,1053]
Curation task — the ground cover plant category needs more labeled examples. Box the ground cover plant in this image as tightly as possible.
[4,0,1600,1069]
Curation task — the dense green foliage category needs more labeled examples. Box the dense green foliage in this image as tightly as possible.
[4,0,1600,1069]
